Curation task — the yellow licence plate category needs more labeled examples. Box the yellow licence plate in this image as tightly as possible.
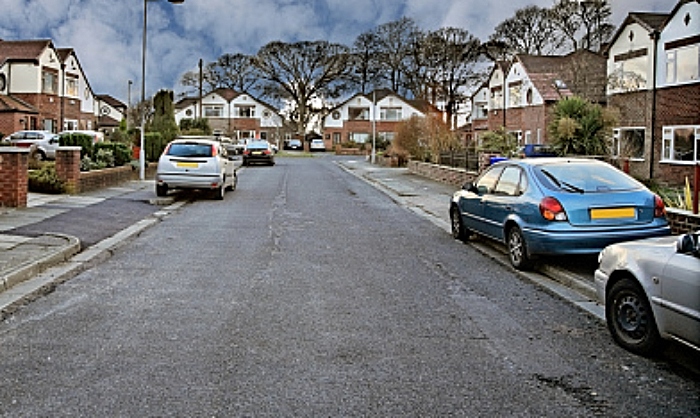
[176,162,199,168]
[252,151,263,155]
[590,207,635,220]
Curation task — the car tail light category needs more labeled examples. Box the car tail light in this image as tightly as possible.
[263,150,270,155]
[211,145,218,157]
[243,149,250,156]
[540,197,567,221]
[654,194,666,218]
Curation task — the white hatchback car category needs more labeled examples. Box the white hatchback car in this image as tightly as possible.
[3,130,61,160]
[595,230,700,356]
[310,139,326,152]
[155,137,237,200]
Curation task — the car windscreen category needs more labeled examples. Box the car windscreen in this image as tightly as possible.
[166,143,213,158]
[533,161,642,193]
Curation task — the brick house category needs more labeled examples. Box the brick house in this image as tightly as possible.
[605,0,700,186]
[0,39,100,139]
[321,89,441,149]
[174,88,285,145]
[95,94,128,135]
[481,51,607,148]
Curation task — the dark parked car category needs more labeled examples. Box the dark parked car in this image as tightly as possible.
[595,231,700,356]
[285,139,303,150]
[242,140,275,166]
[450,158,671,270]
[516,144,557,158]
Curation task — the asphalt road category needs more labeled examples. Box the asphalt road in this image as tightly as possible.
[0,156,698,416]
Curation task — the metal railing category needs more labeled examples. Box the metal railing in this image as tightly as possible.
[438,151,480,172]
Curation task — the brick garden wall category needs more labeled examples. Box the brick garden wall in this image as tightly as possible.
[0,148,29,207]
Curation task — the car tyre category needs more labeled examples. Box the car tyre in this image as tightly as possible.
[450,206,470,242]
[156,184,168,197]
[507,226,532,270]
[606,278,665,356]
[213,184,225,200]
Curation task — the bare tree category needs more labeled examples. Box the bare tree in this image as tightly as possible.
[373,17,422,96]
[550,0,613,52]
[253,40,353,136]
[489,5,561,56]
[416,28,482,127]
[350,32,384,94]
[180,53,258,95]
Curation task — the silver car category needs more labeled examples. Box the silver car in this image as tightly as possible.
[595,231,700,356]
[155,137,237,200]
[3,130,60,160]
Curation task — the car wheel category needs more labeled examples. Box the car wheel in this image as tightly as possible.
[450,206,469,242]
[156,184,168,197]
[213,184,225,200]
[606,278,665,356]
[507,226,532,270]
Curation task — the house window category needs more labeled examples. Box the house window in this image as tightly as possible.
[236,105,255,118]
[666,44,699,84]
[349,107,370,120]
[612,128,645,159]
[351,132,369,143]
[379,132,395,141]
[42,69,58,94]
[508,82,522,107]
[610,55,648,92]
[662,126,699,162]
[42,119,56,132]
[333,132,341,144]
[66,76,79,97]
[490,87,503,109]
[204,106,223,117]
[524,131,532,144]
[236,130,256,139]
[380,107,402,121]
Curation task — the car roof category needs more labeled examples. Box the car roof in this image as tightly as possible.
[501,157,605,167]
[170,138,219,145]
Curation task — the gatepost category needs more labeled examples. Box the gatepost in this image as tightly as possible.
[55,146,82,194]
[0,147,30,207]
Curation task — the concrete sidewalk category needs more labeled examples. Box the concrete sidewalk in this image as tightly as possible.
[0,180,184,318]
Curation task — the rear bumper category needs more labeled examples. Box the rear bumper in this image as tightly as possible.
[523,225,672,255]
[156,173,223,189]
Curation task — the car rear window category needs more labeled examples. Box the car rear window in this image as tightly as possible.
[534,161,642,193]
[166,143,213,157]
[247,141,269,150]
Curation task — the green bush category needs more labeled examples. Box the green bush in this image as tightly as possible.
[28,163,65,194]
[59,133,94,158]
[145,132,168,162]
[94,142,131,166]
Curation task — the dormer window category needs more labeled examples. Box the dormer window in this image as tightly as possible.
[42,69,58,94]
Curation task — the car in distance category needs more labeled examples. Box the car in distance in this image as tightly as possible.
[2,130,60,160]
[516,144,557,158]
[242,140,275,166]
[449,158,671,270]
[310,139,326,152]
[285,139,303,150]
[595,231,699,356]
[60,129,105,143]
[155,137,236,199]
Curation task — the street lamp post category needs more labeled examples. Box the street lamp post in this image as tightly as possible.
[140,0,185,181]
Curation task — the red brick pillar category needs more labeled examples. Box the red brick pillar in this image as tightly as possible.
[55,146,82,194]
[0,148,30,207]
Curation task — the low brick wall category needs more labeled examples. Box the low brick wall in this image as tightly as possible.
[667,208,700,235]
[406,160,700,234]
[0,148,29,207]
[79,166,135,193]
[335,147,365,156]
[407,161,477,187]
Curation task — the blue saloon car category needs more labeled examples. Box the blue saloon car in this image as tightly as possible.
[450,158,671,270]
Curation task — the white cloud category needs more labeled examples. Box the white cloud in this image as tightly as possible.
[0,0,676,102]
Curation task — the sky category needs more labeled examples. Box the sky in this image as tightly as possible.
[0,0,674,104]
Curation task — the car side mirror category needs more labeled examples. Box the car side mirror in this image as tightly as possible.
[462,181,478,194]
[676,233,698,255]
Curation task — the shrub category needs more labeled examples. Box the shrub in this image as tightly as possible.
[28,162,65,194]
[59,132,94,158]
[94,142,131,166]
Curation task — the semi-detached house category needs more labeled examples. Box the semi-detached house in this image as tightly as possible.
[606,0,700,186]
[321,89,441,150]
[0,39,114,138]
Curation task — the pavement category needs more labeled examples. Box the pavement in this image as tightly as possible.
[0,157,604,322]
